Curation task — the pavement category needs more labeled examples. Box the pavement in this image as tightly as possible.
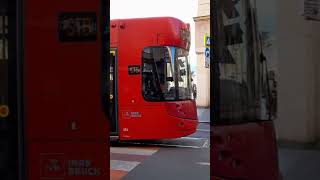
[197,107,210,123]
[110,107,210,180]
[278,145,320,180]
[110,131,210,180]
[110,146,160,180]
[121,145,209,180]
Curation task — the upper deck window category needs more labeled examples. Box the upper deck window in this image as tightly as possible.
[142,46,192,102]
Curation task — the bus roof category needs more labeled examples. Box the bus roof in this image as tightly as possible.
[110,17,190,50]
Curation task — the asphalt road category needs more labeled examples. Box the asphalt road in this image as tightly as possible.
[110,122,210,180]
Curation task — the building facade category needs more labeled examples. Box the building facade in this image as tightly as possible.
[275,0,320,143]
[193,0,210,107]
[194,0,320,144]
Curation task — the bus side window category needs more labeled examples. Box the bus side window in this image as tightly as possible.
[142,47,167,101]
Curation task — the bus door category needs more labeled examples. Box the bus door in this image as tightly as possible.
[211,0,280,179]
[0,1,20,179]
[24,0,109,179]
[110,49,118,135]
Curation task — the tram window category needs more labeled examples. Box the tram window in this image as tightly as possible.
[165,60,176,100]
[142,47,168,101]
[142,46,192,102]
[175,50,192,100]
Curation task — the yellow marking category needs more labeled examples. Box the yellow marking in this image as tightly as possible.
[0,105,9,118]
[110,50,116,56]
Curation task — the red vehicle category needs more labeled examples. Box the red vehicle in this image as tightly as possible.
[211,0,281,179]
[0,0,109,179]
[110,17,198,140]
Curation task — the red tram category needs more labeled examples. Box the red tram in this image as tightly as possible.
[110,17,198,140]
[0,0,109,179]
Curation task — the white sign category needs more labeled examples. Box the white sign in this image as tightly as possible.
[205,36,210,47]
[304,0,320,21]
[205,48,210,68]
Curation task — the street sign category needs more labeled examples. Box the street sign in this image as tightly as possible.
[204,34,210,68]
[204,34,210,48]
[205,48,210,68]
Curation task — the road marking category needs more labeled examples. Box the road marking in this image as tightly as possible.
[197,162,210,166]
[110,147,160,180]
[118,137,210,149]
[111,147,158,156]
[121,141,202,149]
[110,170,127,180]
[202,139,210,148]
[196,129,211,132]
[180,137,207,140]
[110,160,140,172]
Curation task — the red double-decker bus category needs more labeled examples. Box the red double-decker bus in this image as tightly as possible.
[109,17,198,140]
[0,0,109,179]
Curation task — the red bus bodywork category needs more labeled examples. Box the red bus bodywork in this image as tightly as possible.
[22,0,109,179]
[110,17,198,140]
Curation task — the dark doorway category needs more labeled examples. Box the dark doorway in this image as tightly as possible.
[110,49,118,135]
[0,0,21,179]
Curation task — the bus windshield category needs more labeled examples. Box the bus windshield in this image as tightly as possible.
[142,46,192,102]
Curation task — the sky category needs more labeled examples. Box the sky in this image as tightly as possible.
[110,0,276,71]
[110,0,198,70]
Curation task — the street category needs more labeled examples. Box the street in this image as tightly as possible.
[110,109,210,180]
[278,144,320,180]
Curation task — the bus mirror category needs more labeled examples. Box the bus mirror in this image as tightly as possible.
[166,77,174,82]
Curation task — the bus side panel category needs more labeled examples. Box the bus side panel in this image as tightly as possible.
[29,142,108,179]
[119,105,167,139]
[24,0,108,179]
[119,105,197,140]
[117,19,154,139]
[110,20,119,47]
[212,122,280,180]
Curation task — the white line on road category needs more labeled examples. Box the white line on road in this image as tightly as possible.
[122,141,202,149]
[196,162,210,166]
[180,137,207,140]
[110,147,158,156]
[196,129,211,132]
[202,139,210,148]
[110,160,140,172]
